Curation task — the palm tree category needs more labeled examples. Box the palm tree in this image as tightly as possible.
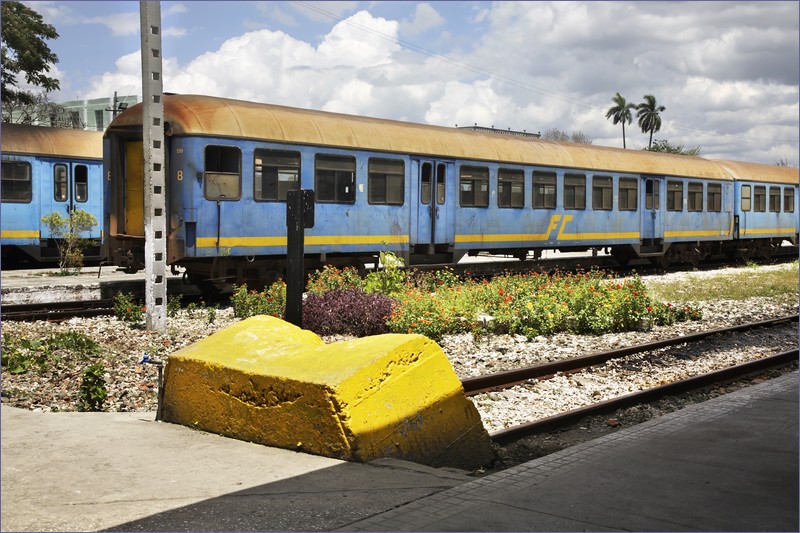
[605,92,636,149]
[636,94,666,149]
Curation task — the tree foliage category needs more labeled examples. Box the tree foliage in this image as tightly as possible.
[40,209,99,275]
[775,157,796,167]
[1,91,85,127]
[540,128,593,144]
[605,92,636,149]
[1,1,60,105]
[636,94,666,149]
[643,139,701,157]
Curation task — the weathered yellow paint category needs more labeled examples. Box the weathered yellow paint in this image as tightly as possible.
[0,230,39,239]
[194,234,409,249]
[2,123,103,159]
[741,227,797,235]
[125,141,144,236]
[162,315,495,470]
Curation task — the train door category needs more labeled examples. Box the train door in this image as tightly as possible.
[641,175,664,243]
[125,141,145,236]
[40,160,102,240]
[412,159,453,250]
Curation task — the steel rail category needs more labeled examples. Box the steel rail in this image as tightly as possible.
[462,314,799,396]
[488,348,798,444]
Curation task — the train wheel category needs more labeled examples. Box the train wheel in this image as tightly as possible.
[651,254,670,269]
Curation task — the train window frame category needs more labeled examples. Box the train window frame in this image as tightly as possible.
[253,149,300,202]
[532,171,557,209]
[687,182,703,212]
[591,175,613,211]
[618,177,638,211]
[707,183,722,212]
[768,186,780,213]
[753,185,766,212]
[315,154,356,204]
[74,164,89,203]
[436,163,446,205]
[741,185,751,211]
[497,168,524,208]
[204,145,242,201]
[459,165,489,208]
[1,160,33,203]
[564,173,586,210]
[666,180,683,211]
[54,163,69,202]
[420,162,432,205]
[783,187,795,213]
[368,158,405,206]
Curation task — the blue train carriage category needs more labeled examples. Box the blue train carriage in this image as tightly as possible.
[105,94,424,289]
[1,123,104,264]
[448,142,739,268]
[715,159,799,260]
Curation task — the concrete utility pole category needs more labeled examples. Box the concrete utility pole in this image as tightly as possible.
[140,1,166,332]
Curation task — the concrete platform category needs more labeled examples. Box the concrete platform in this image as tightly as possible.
[2,371,797,532]
[0,265,199,304]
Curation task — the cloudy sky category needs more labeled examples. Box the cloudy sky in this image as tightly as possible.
[26,1,800,165]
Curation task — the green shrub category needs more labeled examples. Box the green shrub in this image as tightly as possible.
[113,291,144,323]
[364,251,406,296]
[306,265,363,294]
[230,281,286,319]
[77,362,107,412]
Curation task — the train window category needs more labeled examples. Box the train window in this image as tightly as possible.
[707,183,722,212]
[564,174,586,210]
[619,177,637,211]
[592,175,613,210]
[54,164,69,201]
[666,181,683,211]
[459,166,489,207]
[315,154,355,204]
[498,168,524,208]
[783,187,795,213]
[533,171,556,209]
[368,158,405,205]
[769,187,780,212]
[753,186,766,212]
[741,185,751,211]
[254,149,300,202]
[1,161,32,203]
[645,179,660,209]
[74,165,88,202]
[687,182,703,212]
[421,162,432,204]
[204,145,241,201]
[436,163,446,205]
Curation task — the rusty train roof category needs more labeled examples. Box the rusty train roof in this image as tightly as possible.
[109,94,797,183]
[1,123,103,159]
[712,159,799,185]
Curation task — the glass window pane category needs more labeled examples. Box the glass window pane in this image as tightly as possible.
[315,155,355,204]
[254,149,299,202]
[205,145,241,200]
[74,165,88,202]
[1,161,32,202]
[54,163,68,201]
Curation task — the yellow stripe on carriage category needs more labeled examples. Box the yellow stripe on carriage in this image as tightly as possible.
[664,229,732,238]
[1,230,40,239]
[196,234,409,248]
[741,227,798,236]
[455,231,639,243]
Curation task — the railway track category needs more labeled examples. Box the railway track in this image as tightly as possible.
[460,315,799,443]
[1,294,222,321]
[1,299,116,321]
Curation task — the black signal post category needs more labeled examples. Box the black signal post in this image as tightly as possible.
[285,189,315,327]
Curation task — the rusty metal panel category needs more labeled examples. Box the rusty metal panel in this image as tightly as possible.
[109,95,742,180]
[2,123,103,159]
[713,159,799,185]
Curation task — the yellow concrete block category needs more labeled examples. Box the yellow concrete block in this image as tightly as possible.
[162,315,495,470]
